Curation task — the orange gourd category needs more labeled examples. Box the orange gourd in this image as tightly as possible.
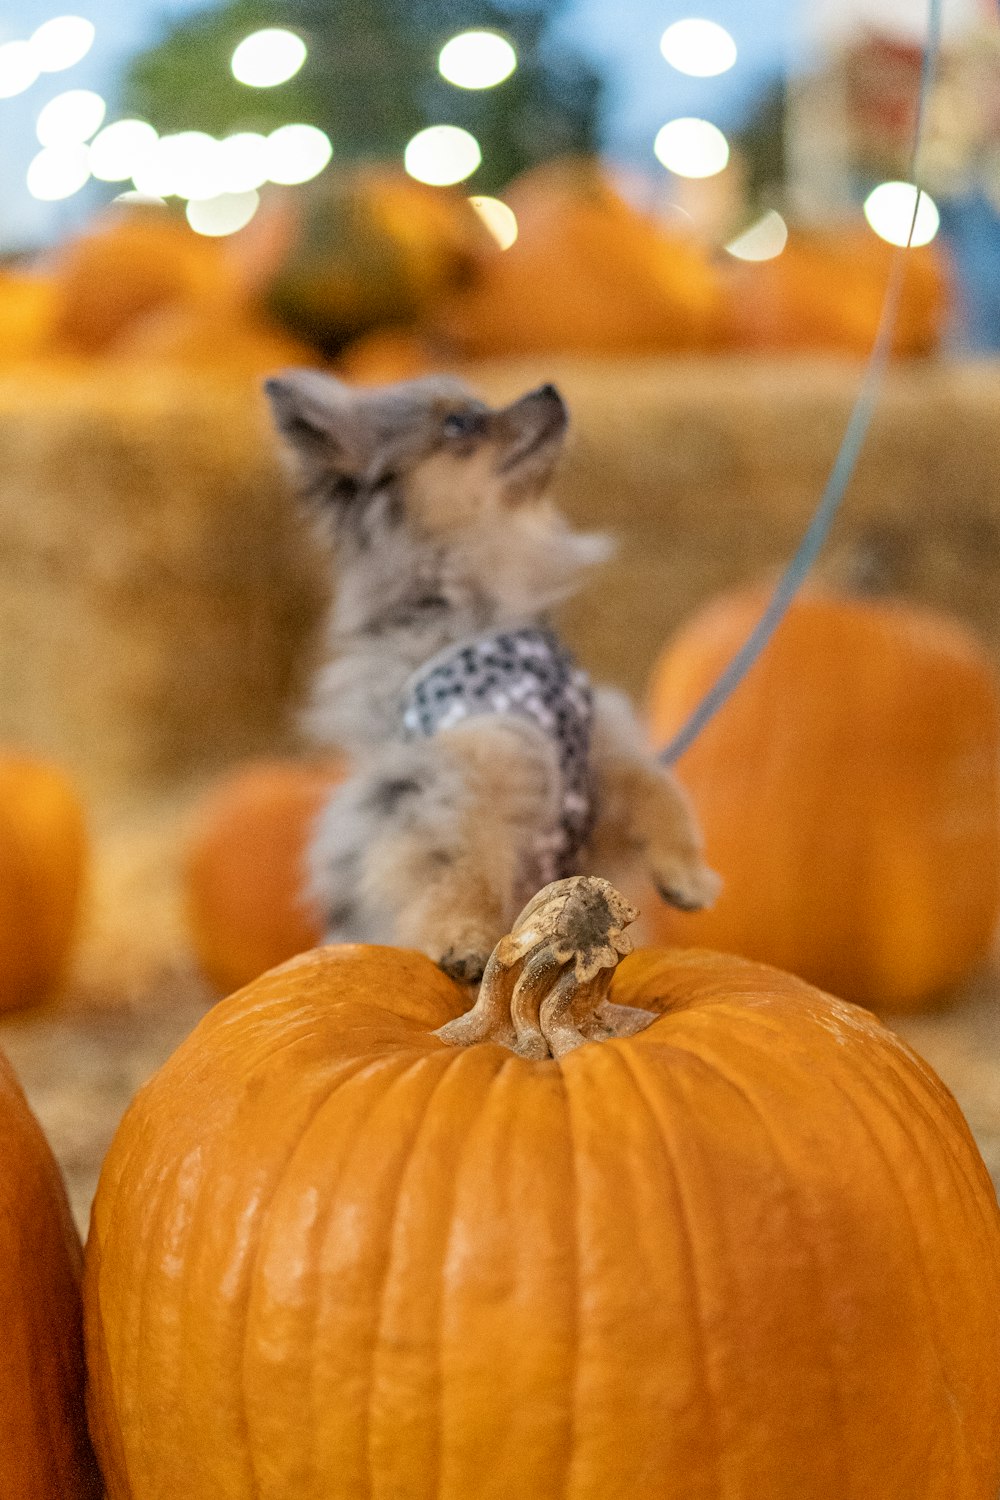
[85,877,1000,1500]
[647,590,1000,1010]
[1,1049,100,1498]
[185,758,343,994]
[436,156,724,358]
[720,224,947,357]
[0,755,86,1012]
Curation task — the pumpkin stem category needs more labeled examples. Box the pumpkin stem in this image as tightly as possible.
[434,877,654,1059]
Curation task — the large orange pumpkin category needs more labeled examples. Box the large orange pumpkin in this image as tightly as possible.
[647,589,1000,1010]
[720,224,947,357]
[0,755,87,1012]
[85,877,1000,1500]
[1,1048,101,1498]
[185,758,343,994]
[435,156,724,358]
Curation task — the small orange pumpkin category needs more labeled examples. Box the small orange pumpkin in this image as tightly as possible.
[435,156,724,358]
[85,878,1000,1500]
[647,589,1000,1010]
[185,758,344,994]
[1,1048,101,1498]
[0,755,86,1012]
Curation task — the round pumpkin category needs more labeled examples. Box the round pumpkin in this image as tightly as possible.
[719,224,947,357]
[335,327,439,385]
[48,206,232,355]
[0,269,57,363]
[647,589,1000,1011]
[108,303,316,378]
[85,877,1000,1499]
[435,156,724,358]
[1,1048,100,1498]
[0,755,86,1012]
[185,758,343,995]
[234,167,492,355]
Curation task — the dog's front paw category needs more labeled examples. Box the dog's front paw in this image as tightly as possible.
[438,947,491,986]
[652,857,722,913]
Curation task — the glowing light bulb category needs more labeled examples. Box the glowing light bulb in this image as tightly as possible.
[439,31,517,89]
[217,132,270,193]
[726,209,788,261]
[660,19,737,77]
[863,181,940,247]
[654,117,729,179]
[469,195,518,249]
[186,190,261,237]
[264,123,332,185]
[404,125,481,186]
[27,143,91,200]
[29,15,95,73]
[231,29,307,88]
[0,40,40,99]
[36,88,105,147]
[89,119,158,182]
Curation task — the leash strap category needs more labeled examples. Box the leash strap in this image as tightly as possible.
[659,0,943,767]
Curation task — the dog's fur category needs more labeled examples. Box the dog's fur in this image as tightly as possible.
[265,369,719,982]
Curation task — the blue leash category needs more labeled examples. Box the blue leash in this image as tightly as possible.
[659,0,944,767]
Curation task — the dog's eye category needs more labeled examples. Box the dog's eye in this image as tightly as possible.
[442,411,480,441]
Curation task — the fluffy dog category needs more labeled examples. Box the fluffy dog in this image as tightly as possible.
[265,370,719,982]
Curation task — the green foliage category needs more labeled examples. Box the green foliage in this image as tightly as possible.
[124,0,603,193]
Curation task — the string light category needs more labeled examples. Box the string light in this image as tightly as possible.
[231,29,307,88]
[27,143,91,200]
[187,190,261,237]
[726,210,788,261]
[217,132,270,193]
[864,182,940,247]
[264,124,333,185]
[469,195,518,249]
[404,125,481,186]
[0,41,40,99]
[660,20,737,77]
[89,120,158,182]
[439,31,517,89]
[29,16,95,73]
[36,88,106,147]
[654,117,729,178]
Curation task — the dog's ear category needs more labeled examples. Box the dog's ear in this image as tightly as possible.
[264,370,369,495]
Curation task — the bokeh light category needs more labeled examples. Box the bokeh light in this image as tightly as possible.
[660,20,737,78]
[438,31,517,89]
[160,131,225,200]
[404,125,482,186]
[0,41,40,100]
[231,29,307,88]
[264,123,333,185]
[654,117,730,178]
[113,189,167,207]
[863,182,940,247]
[29,16,95,73]
[36,89,106,147]
[27,143,91,200]
[469,194,518,249]
[186,190,261,237]
[89,119,159,182]
[726,209,788,261]
[218,132,270,193]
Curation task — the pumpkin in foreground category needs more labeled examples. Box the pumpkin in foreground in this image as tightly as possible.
[85,877,1000,1500]
[185,757,343,994]
[0,754,87,1012]
[0,1049,100,1499]
[648,590,1000,1012]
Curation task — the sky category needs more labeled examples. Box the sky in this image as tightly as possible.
[0,0,988,251]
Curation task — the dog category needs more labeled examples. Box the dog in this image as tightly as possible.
[264,369,719,983]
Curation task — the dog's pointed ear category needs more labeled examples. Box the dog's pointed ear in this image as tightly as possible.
[264,370,368,492]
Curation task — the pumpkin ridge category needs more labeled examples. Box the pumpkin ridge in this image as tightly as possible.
[239,1051,436,1496]
[593,1043,728,1494]
[358,1049,479,1499]
[556,1058,580,1500]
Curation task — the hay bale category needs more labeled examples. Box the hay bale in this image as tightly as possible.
[0,367,326,795]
